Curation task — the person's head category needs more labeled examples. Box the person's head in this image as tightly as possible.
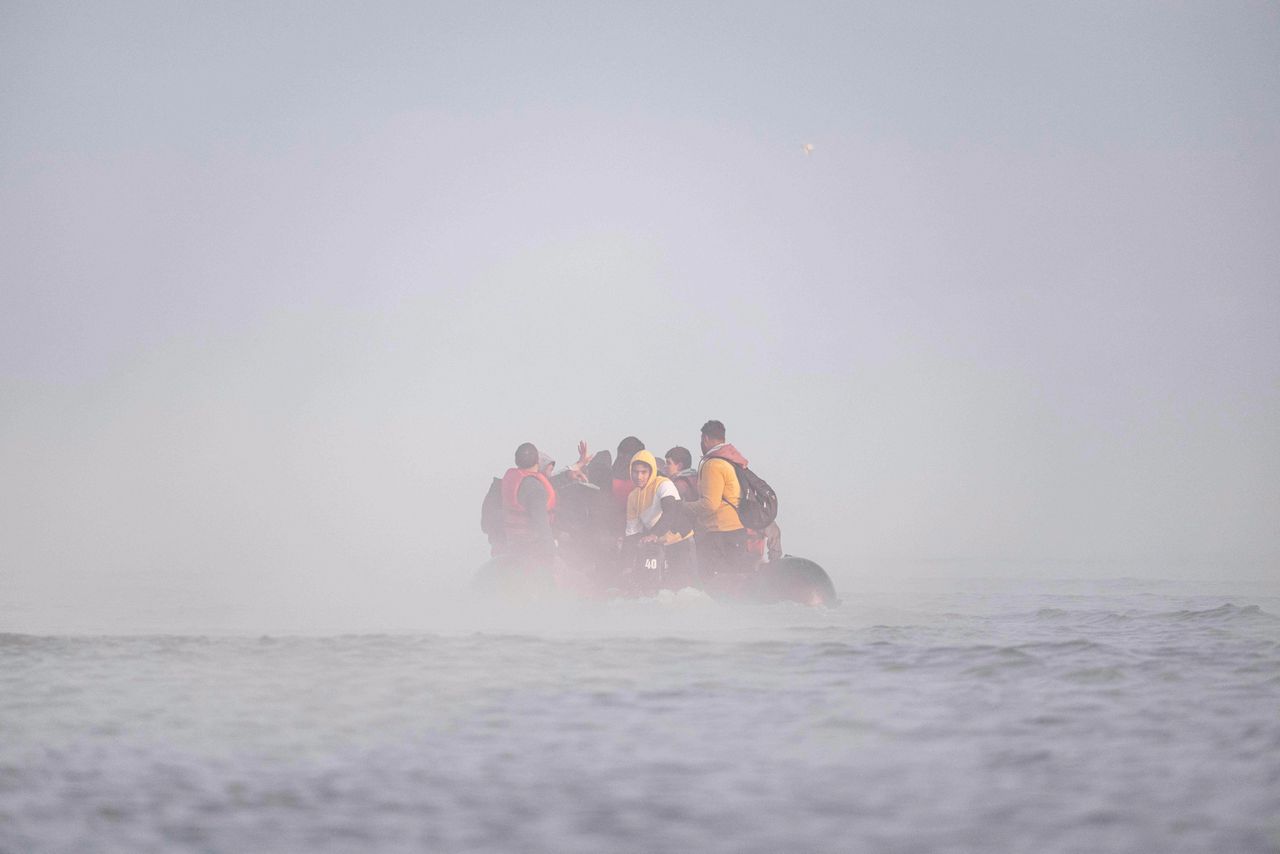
[538,452,555,477]
[613,436,644,478]
[629,449,659,489]
[585,450,613,488]
[699,420,725,455]
[514,442,539,470]
[664,446,692,476]
[616,436,644,461]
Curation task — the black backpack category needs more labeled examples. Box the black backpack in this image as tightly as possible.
[718,460,778,530]
[480,477,504,540]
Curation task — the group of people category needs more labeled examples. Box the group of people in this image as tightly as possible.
[482,419,782,595]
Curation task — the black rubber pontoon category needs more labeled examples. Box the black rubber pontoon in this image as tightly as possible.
[471,554,557,600]
[755,556,839,607]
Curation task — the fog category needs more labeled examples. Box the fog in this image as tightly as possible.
[2,1,1277,632]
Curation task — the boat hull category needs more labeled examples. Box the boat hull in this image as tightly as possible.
[473,550,838,607]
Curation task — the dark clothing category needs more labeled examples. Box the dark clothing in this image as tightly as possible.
[555,480,616,579]
[518,476,552,544]
[585,451,613,490]
[553,480,593,541]
[662,536,700,590]
[650,496,694,540]
[670,471,699,503]
[699,528,750,577]
[481,477,504,554]
[548,470,575,491]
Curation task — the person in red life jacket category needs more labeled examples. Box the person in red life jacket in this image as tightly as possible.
[685,420,751,581]
[500,442,557,564]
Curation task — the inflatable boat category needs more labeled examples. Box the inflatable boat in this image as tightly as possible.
[472,541,838,607]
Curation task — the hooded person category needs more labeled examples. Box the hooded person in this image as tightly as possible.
[538,450,579,494]
[621,449,698,591]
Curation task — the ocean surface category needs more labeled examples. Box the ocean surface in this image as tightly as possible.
[2,576,1279,853]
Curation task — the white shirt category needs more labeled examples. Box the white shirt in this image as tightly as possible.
[625,479,680,535]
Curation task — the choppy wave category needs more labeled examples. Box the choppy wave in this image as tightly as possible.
[1031,602,1276,626]
[1161,603,1276,622]
[2,580,1279,853]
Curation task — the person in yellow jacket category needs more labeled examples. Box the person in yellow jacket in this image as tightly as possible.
[686,419,751,579]
[622,449,698,590]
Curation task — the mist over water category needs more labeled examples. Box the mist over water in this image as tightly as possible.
[2,3,1278,627]
[3,2,1279,851]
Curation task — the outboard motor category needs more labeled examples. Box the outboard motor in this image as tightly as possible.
[616,540,700,597]
[618,540,666,597]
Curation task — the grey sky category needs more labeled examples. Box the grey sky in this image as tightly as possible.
[2,2,1278,627]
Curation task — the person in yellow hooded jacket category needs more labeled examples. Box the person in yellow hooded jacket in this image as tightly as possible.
[622,449,699,591]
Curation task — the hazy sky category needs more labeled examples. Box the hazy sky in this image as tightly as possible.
[2,1,1278,626]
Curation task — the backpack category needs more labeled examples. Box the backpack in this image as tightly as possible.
[719,460,778,530]
[480,477,504,540]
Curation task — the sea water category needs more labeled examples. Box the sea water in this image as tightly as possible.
[1,576,1278,853]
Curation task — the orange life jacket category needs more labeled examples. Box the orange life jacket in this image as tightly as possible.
[501,468,556,541]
